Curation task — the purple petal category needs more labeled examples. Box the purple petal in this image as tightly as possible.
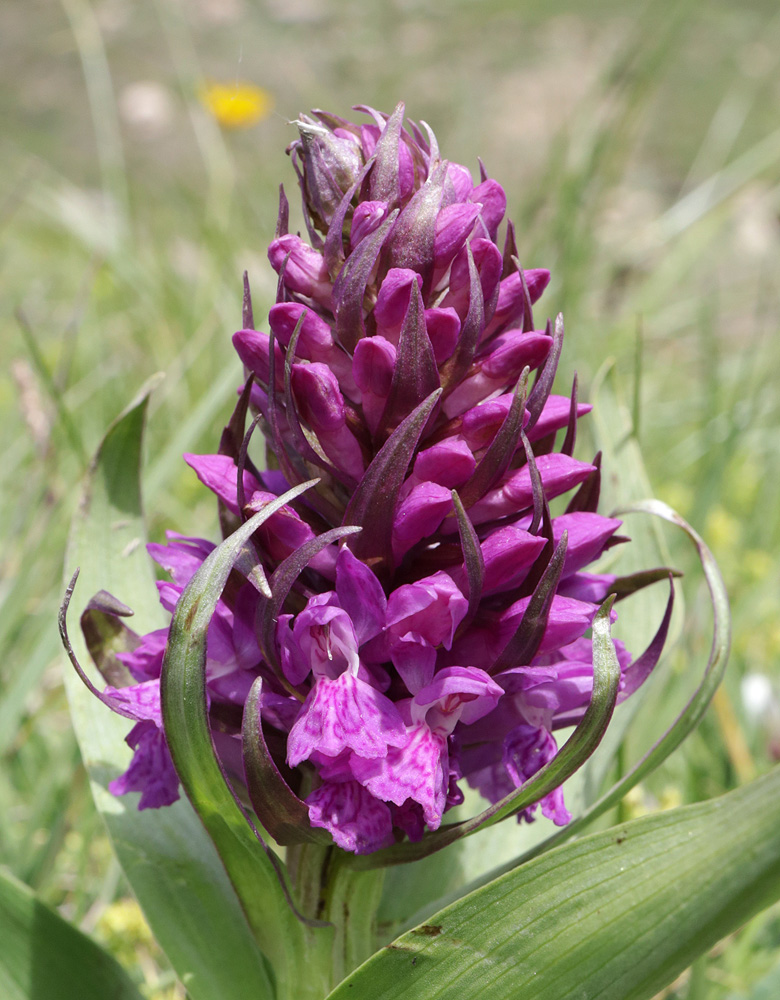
[412,666,503,734]
[183,452,262,516]
[386,571,468,650]
[552,513,623,577]
[335,546,387,645]
[424,307,461,364]
[392,481,453,561]
[108,721,180,810]
[306,780,394,853]
[278,596,360,686]
[267,234,332,308]
[351,723,448,829]
[411,437,476,489]
[287,672,407,766]
[147,533,215,588]
[502,724,571,825]
[116,627,168,682]
[103,678,162,724]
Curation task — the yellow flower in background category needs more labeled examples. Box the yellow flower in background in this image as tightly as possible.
[201,81,273,129]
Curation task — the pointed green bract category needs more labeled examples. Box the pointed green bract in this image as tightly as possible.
[243,677,330,846]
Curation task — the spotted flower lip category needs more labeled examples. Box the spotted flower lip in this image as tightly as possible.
[79,103,673,855]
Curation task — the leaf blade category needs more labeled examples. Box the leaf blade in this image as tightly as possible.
[0,869,144,1000]
[327,766,780,1000]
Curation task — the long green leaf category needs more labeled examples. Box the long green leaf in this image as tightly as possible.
[63,380,275,1000]
[0,869,143,1000]
[327,765,780,1000]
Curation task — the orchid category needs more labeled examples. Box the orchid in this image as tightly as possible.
[67,103,678,856]
[56,104,744,1000]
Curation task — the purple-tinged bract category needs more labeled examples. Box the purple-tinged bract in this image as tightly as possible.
[86,104,669,854]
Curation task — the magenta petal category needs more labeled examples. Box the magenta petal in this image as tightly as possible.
[470,178,506,241]
[501,595,597,656]
[473,525,546,595]
[552,512,623,576]
[467,454,596,526]
[291,363,364,479]
[445,161,474,201]
[352,724,448,830]
[306,780,394,853]
[433,202,480,271]
[388,636,437,695]
[480,330,553,380]
[502,724,571,826]
[527,393,592,443]
[232,328,285,390]
[443,238,503,322]
[424,307,461,364]
[286,672,407,767]
[392,481,453,560]
[335,546,387,645]
[350,200,390,248]
[267,234,332,308]
[268,302,357,397]
[558,572,618,603]
[411,437,475,489]
[109,721,180,810]
[374,268,423,342]
[386,571,468,650]
[184,452,263,516]
[442,331,552,418]
[460,393,530,452]
[524,268,551,304]
[412,666,503,734]
[352,335,396,435]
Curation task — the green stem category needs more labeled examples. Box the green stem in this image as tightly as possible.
[323,855,386,984]
[284,844,386,997]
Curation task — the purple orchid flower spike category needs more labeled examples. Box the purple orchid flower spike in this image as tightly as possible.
[72,104,675,858]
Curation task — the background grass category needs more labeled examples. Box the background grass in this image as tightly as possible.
[2,0,780,996]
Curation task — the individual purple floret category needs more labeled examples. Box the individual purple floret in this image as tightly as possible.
[82,104,672,854]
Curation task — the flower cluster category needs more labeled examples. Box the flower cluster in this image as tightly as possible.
[88,104,664,854]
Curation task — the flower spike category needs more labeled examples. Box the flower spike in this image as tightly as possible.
[75,105,675,857]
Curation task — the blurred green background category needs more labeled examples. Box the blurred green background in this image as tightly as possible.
[2,0,780,996]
